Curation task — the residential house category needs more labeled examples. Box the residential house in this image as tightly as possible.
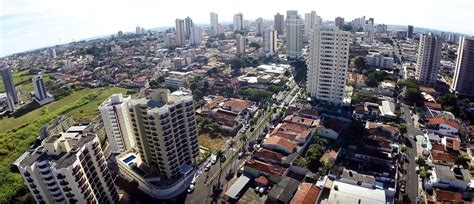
[267,177,300,204]
[290,183,321,204]
[426,117,461,137]
[262,136,297,155]
[244,159,287,184]
[316,118,346,140]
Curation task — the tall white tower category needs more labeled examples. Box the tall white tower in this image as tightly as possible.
[233,13,244,31]
[32,75,48,101]
[236,35,246,55]
[175,19,186,47]
[415,33,443,87]
[264,29,278,54]
[184,16,194,39]
[256,17,264,36]
[191,26,202,45]
[307,26,350,105]
[99,93,136,153]
[210,12,220,35]
[451,36,474,96]
[285,10,304,59]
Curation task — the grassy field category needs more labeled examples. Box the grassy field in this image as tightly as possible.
[0,86,133,202]
[198,133,227,153]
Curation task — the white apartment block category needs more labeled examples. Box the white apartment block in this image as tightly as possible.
[451,36,474,96]
[307,25,350,105]
[366,52,394,69]
[128,89,198,179]
[285,10,304,59]
[99,93,135,153]
[14,128,118,204]
[264,29,278,54]
[415,33,443,87]
[210,12,220,35]
[304,11,322,37]
[164,71,192,88]
[190,26,202,45]
[256,17,264,36]
[175,19,186,47]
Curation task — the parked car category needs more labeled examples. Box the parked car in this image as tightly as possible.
[188,184,195,193]
[204,163,211,172]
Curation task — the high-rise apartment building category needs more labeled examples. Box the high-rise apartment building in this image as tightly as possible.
[233,13,244,31]
[14,127,119,204]
[184,17,194,39]
[1,64,18,104]
[99,94,135,153]
[407,25,414,39]
[285,10,304,59]
[264,29,278,54]
[175,19,186,46]
[415,33,443,87]
[50,48,57,59]
[128,89,198,179]
[335,17,345,30]
[256,17,264,36]
[32,74,54,105]
[274,13,285,36]
[451,36,474,96]
[236,34,246,55]
[307,26,350,105]
[190,26,202,45]
[304,11,321,37]
[210,12,220,35]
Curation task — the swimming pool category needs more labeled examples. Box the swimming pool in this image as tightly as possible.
[123,155,136,164]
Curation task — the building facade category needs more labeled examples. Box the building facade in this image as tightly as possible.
[451,36,474,96]
[233,13,244,31]
[256,17,264,36]
[190,26,202,45]
[264,29,278,54]
[307,26,350,105]
[335,17,345,30]
[366,52,394,69]
[285,10,304,59]
[184,16,194,40]
[236,34,246,55]
[175,19,186,47]
[415,33,443,87]
[128,89,198,179]
[210,12,219,36]
[14,130,119,204]
[304,11,321,38]
[1,64,18,103]
[407,25,414,39]
[99,94,135,153]
[274,13,285,36]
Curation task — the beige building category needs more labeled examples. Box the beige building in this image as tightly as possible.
[451,36,474,96]
[415,33,443,87]
[14,126,118,204]
[175,19,186,47]
[285,10,304,59]
[236,34,246,56]
[128,88,198,179]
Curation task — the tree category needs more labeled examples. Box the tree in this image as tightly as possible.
[293,156,308,167]
[249,42,261,49]
[416,157,426,167]
[342,24,353,32]
[290,59,308,85]
[354,56,367,72]
[215,150,225,191]
[398,124,407,135]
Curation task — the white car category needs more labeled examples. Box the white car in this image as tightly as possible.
[204,163,211,172]
[191,177,197,185]
[188,184,195,193]
[210,155,217,165]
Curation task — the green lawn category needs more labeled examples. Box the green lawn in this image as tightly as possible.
[0,86,134,202]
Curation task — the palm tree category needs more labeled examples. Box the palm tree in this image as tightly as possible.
[214,150,224,192]
[240,136,248,151]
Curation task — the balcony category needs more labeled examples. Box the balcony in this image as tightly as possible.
[26,177,33,183]
[59,180,69,186]
[63,187,72,192]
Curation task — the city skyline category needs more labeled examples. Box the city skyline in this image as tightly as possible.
[1,0,473,57]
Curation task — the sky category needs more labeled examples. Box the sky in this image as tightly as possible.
[1,0,473,57]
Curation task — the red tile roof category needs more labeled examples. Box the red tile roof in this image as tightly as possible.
[279,122,308,133]
[255,176,269,186]
[435,190,463,203]
[290,183,321,204]
[202,96,225,112]
[431,151,457,164]
[223,98,253,111]
[271,131,298,141]
[424,102,442,110]
[283,114,319,127]
[254,149,284,162]
[245,159,287,177]
[263,136,296,153]
[427,117,461,129]
[322,119,345,134]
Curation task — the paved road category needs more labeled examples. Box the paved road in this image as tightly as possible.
[401,104,423,203]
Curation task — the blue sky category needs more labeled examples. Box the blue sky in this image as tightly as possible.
[1,0,473,57]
